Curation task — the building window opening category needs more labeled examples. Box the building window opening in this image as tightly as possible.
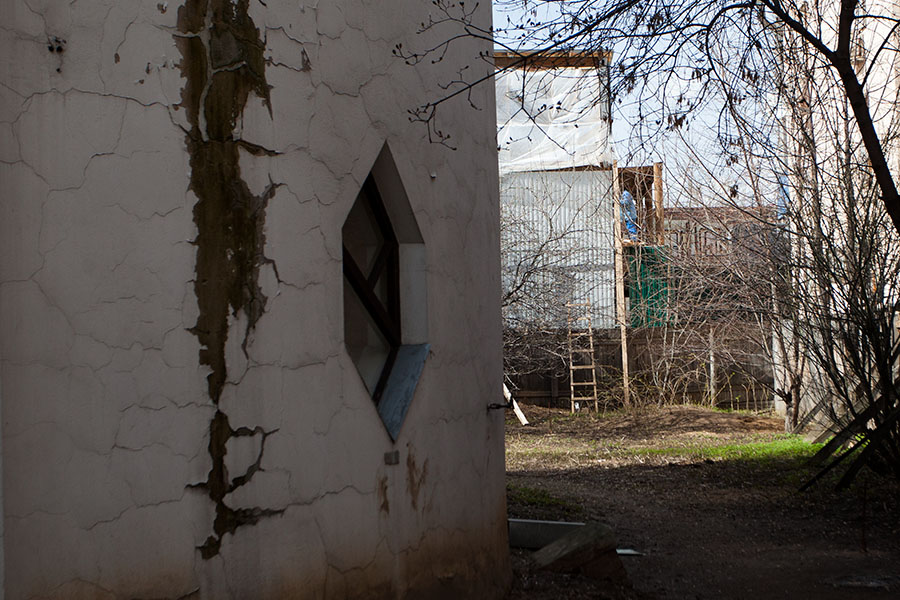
[341,144,428,441]
[342,174,401,404]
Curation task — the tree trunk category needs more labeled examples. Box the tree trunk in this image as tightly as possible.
[790,382,801,432]
[833,57,900,236]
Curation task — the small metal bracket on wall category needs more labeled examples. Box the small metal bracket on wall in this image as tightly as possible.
[488,384,529,425]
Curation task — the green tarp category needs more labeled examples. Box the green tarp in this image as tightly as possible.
[626,246,669,327]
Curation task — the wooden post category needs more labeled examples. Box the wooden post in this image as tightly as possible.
[653,162,665,245]
[613,162,631,407]
[708,327,716,407]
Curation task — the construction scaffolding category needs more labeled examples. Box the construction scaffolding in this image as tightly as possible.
[614,162,666,406]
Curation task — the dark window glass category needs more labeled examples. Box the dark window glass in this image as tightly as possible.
[342,175,401,403]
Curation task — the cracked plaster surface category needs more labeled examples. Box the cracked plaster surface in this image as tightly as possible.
[2,0,508,597]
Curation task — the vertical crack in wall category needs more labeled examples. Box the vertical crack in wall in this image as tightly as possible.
[192,411,282,559]
[176,0,283,559]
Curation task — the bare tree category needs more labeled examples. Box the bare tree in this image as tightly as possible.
[632,203,779,410]
[776,37,900,485]
[400,1,900,232]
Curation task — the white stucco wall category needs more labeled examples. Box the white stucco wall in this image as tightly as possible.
[0,1,508,598]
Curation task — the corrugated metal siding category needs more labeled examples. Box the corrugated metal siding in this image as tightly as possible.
[500,170,616,329]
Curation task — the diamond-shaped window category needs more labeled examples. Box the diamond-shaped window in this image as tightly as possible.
[343,175,399,397]
[342,145,428,441]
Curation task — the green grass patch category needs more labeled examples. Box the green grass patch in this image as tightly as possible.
[631,435,821,463]
[506,484,575,511]
[506,482,584,520]
[709,406,775,416]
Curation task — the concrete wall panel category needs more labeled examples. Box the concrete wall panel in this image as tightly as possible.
[1,0,508,597]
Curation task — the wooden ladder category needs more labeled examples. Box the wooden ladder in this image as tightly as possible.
[566,303,598,412]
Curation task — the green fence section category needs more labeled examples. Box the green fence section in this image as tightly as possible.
[626,245,669,327]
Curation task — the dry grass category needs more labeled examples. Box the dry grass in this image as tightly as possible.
[507,404,799,472]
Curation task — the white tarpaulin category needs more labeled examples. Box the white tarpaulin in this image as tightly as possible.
[496,66,614,173]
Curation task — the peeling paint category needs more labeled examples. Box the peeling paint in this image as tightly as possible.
[191,410,282,559]
[176,0,281,559]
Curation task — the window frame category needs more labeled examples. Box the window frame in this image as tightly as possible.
[342,174,402,405]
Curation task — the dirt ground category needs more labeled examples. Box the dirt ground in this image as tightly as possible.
[504,405,900,600]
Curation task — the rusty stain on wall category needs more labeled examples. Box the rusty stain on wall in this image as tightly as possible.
[378,475,390,515]
[406,448,428,511]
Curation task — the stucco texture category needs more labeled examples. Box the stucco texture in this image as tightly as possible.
[0,1,508,598]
